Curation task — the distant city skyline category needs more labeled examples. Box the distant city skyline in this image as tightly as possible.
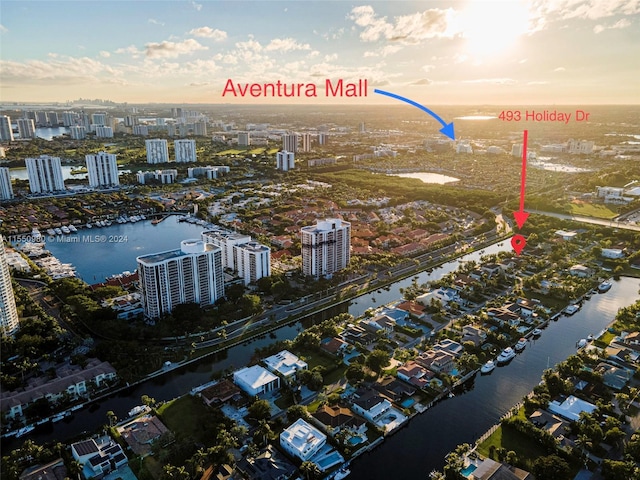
[1,0,638,105]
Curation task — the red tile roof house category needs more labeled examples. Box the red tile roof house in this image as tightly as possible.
[396,361,434,388]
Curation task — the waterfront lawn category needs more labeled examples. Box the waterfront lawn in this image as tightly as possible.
[156,395,227,445]
[477,423,548,469]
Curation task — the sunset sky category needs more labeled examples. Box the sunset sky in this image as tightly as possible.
[1,0,638,104]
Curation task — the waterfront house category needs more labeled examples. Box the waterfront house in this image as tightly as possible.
[461,325,487,347]
[415,349,456,374]
[350,387,408,433]
[360,314,396,336]
[528,409,572,447]
[374,376,416,402]
[320,337,348,356]
[470,457,533,479]
[235,445,297,480]
[396,361,434,389]
[279,418,326,462]
[262,350,308,381]
[311,404,367,437]
[548,395,597,422]
[569,264,593,278]
[117,414,170,456]
[233,365,280,397]
[596,362,633,391]
[433,339,464,357]
[71,436,128,479]
[198,379,242,406]
[19,458,67,480]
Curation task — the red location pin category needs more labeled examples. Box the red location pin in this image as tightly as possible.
[511,234,527,255]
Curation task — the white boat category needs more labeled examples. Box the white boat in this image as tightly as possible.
[563,304,580,316]
[68,225,78,232]
[51,412,70,422]
[61,226,71,234]
[54,228,62,235]
[577,339,588,348]
[85,223,92,229]
[128,405,148,417]
[31,228,43,240]
[515,338,527,352]
[334,468,351,479]
[497,347,516,364]
[480,360,496,374]
[15,425,35,438]
[532,328,542,337]
[47,228,56,235]
[598,281,612,293]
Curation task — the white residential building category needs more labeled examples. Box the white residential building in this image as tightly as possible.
[132,125,149,136]
[188,165,228,179]
[300,133,311,152]
[276,151,295,171]
[174,139,197,163]
[145,139,170,163]
[94,126,114,138]
[237,132,250,147]
[301,218,351,278]
[282,134,298,153]
[233,365,280,396]
[86,151,119,188]
[202,230,252,271]
[567,139,594,154]
[62,111,78,126]
[0,236,19,336]
[70,125,87,140]
[280,418,327,462]
[137,239,224,318]
[263,350,307,380]
[235,242,271,285]
[91,112,108,126]
[17,118,36,139]
[137,169,177,184]
[0,116,14,141]
[318,132,327,145]
[0,167,14,200]
[25,155,65,193]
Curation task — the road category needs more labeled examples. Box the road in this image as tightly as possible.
[529,209,640,231]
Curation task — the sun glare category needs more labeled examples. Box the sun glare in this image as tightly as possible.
[459,1,530,58]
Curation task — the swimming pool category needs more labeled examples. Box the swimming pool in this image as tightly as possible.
[348,435,365,445]
[400,398,415,408]
[461,464,477,477]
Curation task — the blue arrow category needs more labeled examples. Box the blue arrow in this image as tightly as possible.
[374,88,455,140]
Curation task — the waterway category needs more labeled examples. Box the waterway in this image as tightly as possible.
[349,277,640,479]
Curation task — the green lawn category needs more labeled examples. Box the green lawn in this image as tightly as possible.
[477,424,549,463]
[569,203,618,219]
[156,395,223,444]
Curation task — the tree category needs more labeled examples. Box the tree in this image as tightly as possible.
[248,398,272,421]
[106,410,117,427]
[532,455,571,480]
[299,461,322,480]
[601,459,638,480]
[254,419,273,447]
[345,363,366,384]
[141,394,156,407]
[366,349,390,374]
[287,404,309,422]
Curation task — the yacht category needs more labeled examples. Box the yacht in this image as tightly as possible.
[54,228,62,235]
[532,328,542,337]
[61,226,71,234]
[85,223,93,229]
[47,228,56,236]
[577,338,588,348]
[563,304,580,316]
[128,405,148,418]
[497,347,516,364]
[68,225,78,232]
[480,360,496,374]
[598,281,612,293]
[515,338,527,352]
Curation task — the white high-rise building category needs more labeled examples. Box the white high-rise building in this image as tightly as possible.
[86,152,119,188]
[132,125,148,136]
[237,132,250,147]
[0,116,14,141]
[201,231,252,271]
[174,139,197,163]
[136,169,178,185]
[94,126,114,138]
[36,111,48,127]
[70,126,87,140]
[145,139,170,163]
[236,242,271,286]
[62,111,78,127]
[282,134,298,153]
[301,219,351,278]
[137,239,224,319]
[17,119,36,139]
[194,121,207,136]
[300,133,311,152]
[47,112,59,126]
[318,132,328,145]
[0,167,14,200]
[91,112,107,126]
[25,155,65,193]
[276,151,295,171]
[0,236,19,336]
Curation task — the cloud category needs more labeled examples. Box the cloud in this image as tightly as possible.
[531,0,640,22]
[0,24,8,34]
[364,44,403,57]
[99,51,111,58]
[410,78,433,85]
[349,5,456,44]
[554,66,566,71]
[264,38,311,52]
[145,38,208,58]
[148,18,165,26]
[0,56,126,85]
[463,78,517,85]
[189,26,227,41]
[421,64,435,73]
[594,18,632,33]
[189,82,210,87]
[115,45,142,57]
[324,53,338,61]
[190,1,202,11]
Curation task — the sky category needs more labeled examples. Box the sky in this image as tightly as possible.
[0,0,639,105]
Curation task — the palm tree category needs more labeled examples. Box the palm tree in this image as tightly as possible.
[106,410,117,427]
[299,461,321,480]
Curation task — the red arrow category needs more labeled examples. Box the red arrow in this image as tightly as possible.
[513,129,530,229]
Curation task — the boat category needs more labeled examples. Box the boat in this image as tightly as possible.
[61,226,71,234]
[577,338,588,348]
[47,228,56,235]
[31,228,43,240]
[15,425,35,438]
[85,223,92,229]
[54,228,62,235]
[587,334,594,341]
[333,468,351,479]
[51,412,70,423]
[598,281,612,293]
[480,360,496,374]
[497,347,516,364]
[68,225,78,232]
[128,405,148,417]
[532,328,542,337]
[515,338,527,351]
[563,304,580,316]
